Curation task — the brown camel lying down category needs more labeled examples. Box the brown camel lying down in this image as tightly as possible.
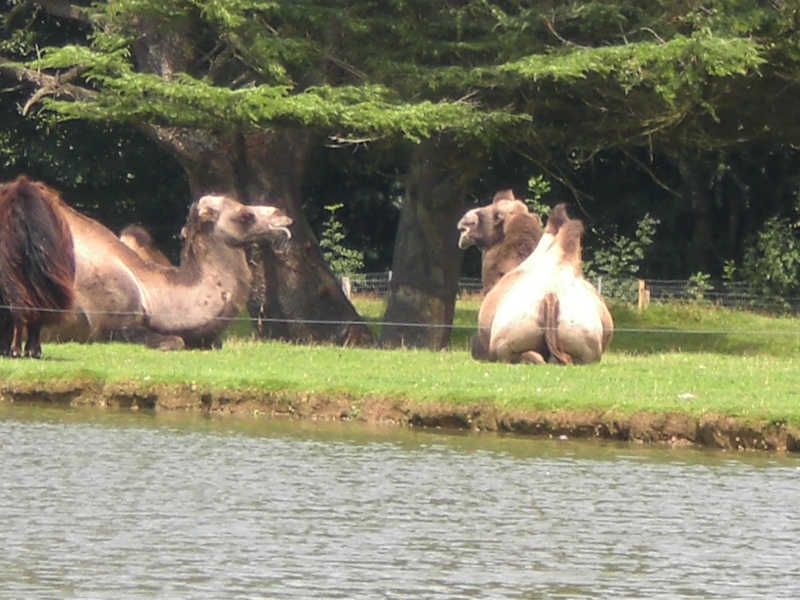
[470,204,613,364]
[457,190,543,293]
[48,193,292,349]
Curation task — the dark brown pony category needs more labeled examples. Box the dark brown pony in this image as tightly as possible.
[0,176,76,358]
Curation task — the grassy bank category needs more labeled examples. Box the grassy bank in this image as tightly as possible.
[2,298,800,450]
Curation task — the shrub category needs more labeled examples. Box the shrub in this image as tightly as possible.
[585,214,660,301]
[741,216,800,301]
[319,203,365,277]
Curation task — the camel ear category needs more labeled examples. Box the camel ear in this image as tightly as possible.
[197,195,223,222]
[198,205,219,222]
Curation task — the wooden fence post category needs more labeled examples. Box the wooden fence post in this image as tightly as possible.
[638,279,650,313]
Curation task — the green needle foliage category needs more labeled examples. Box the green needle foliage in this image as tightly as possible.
[9,0,792,153]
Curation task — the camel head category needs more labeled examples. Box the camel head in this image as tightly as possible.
[457,198,533,250]
[191,194,293,246]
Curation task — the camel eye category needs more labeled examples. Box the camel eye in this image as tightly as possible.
[239,211,256,225]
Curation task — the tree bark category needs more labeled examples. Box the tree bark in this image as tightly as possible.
[139,124,374,346]
[127,17,375,345]
[672,151,715,273]
[379,138,484,349]
[237,131,375,345]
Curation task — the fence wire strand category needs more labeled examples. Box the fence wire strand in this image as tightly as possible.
[3,271,800,337]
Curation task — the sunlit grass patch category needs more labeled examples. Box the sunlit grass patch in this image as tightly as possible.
[2,299,799,426]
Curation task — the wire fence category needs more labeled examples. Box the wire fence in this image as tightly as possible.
[1,273,797,340]
[345,272,800,312]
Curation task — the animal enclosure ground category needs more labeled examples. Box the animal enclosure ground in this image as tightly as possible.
[2,301,800,453]
[354,295,800,355]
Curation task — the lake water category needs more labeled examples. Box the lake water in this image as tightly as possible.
[1,403,799,599]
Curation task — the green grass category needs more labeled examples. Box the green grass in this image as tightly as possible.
[2,298,800,425]
[355,295,800,356]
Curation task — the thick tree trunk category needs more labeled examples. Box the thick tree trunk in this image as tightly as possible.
[129,20,373,345]
[672,152,715,273]
[145,126,375,345]
[239,131,375,345]
[379,139,484,349]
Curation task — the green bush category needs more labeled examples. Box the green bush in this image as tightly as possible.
[319,203,365,277]
[741,216,800,303]
[585,214,660,301]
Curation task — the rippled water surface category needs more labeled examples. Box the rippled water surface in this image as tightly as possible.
[1,403,799,599]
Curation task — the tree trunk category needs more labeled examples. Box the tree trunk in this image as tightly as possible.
[379,139,484,349]
[239,131,375,345]
[144,125,375,345]
[129,20,373,345]
[672,151,715,273]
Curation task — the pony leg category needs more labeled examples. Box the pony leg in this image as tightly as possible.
[24,321,43,359]
[0,314,12,356]
[10,320,24,357]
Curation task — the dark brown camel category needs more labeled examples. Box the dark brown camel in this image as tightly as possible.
[457,190,543,293]
[0,176,76,358]
[47,192,292,349]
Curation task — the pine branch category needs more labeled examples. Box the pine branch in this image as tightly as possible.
[32,0,94,26]
[0,61,94,114]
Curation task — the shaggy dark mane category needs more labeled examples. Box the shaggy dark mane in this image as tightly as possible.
[0,176,75,357]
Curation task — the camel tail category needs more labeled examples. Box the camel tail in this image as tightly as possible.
[542,292,572,365]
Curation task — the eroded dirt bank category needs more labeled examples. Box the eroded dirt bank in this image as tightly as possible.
[2,379,799,453]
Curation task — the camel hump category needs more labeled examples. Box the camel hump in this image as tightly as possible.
[491,189,516,203]
[542,292,573,365]
[558,219,585,264]
[120,224,173,267]
[545,203,570,235]
[120,224,156,248]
